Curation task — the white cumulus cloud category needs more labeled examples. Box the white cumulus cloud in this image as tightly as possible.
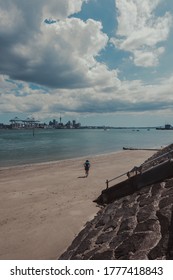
[111,0,172,67]
[0,0,111,89]
[1,0,173,122]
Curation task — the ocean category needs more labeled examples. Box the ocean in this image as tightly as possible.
[0,128,173,167]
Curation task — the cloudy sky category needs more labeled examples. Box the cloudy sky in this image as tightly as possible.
[0,0,173,126]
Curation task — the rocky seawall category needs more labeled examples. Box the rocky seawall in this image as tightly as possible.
[59,145,173,260]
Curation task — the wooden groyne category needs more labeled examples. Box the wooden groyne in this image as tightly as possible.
[123,147,161,151]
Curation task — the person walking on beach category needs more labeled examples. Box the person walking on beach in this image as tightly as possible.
[84,160,90,177]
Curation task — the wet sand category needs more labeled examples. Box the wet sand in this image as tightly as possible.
[0,150,155,260]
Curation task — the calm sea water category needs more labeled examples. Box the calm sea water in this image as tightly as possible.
[0,128,173,167]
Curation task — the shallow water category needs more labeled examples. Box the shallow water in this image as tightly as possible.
[0,128,172,167]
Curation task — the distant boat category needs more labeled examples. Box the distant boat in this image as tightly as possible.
[156,124,173,130]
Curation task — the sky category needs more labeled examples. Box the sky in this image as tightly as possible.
[0,0,173,127]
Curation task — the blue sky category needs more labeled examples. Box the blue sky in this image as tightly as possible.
[0,0,173,126]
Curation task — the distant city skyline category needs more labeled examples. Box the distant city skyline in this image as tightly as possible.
[0,0,173,127]
[0,115,170,129]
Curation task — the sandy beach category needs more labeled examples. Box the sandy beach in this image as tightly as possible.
[0,150,155,260]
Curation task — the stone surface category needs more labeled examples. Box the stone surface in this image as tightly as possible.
[59,144,173,260]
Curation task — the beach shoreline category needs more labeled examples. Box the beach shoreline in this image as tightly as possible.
[0,146,162,170]
[0,150,126,170]
[0,150,156,260]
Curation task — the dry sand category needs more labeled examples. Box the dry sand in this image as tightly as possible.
[0,150,155,260]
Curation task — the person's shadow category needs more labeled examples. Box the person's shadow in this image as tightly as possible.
[78,176,87,178]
